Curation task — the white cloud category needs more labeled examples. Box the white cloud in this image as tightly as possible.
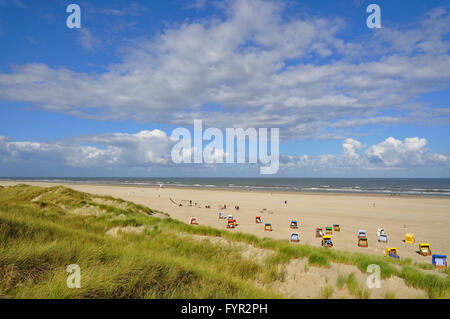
[0,133,448,175]
[0,130,173,169]
[98,3,147,16]
[78,28,100,51]
[297,155,310,168]
[187,0,208,10]
[0,0,448,140]
[343,138,362,160]
[365,137,431,167]
[286,137,450,170]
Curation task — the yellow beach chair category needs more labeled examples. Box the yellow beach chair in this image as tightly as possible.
[386,247,399,259]
[321,235,333,248]
[405,233,415,244]
[419,243,431,256]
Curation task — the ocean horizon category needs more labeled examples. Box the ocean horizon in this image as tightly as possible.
[2,177,450,197]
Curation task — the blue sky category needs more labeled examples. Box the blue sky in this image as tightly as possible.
[0,0,449,177]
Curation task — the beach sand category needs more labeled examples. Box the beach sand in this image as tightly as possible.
[1,180,449,264]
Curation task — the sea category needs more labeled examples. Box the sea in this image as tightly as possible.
[2,177,450,197]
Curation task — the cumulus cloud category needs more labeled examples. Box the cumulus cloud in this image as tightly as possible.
[365,137,434,168]
[284,136,450,170]
[0,0,448,140]
[0,130,173,169]
[343,138,362,161]
[0,132,448,175]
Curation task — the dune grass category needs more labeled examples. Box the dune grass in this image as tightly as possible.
[320,285,334,299]
[384,290,396,299]
[159,217,449,298]
[335,273,370,298]
[308,252,330,268]
[0,185,278,298]
[336,273,347,289]
[0,184,448,299]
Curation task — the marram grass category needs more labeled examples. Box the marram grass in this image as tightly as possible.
[0,184,448,299]
[0,185,277,299]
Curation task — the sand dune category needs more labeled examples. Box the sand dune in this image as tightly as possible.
[1,180,449,264]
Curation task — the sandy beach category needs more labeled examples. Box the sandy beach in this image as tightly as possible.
[1,180,449,264]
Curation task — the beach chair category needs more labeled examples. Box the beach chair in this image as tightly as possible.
[189,217,199,225]
[325,227,333,235]
[358,237,368,247]
[333,224,340,232]
[315,228,323,238]
[226,219,236,229]
[222,217,236,228]
[432,255,447,269]
[227,215,233,221]
[376,228,386,237]
[290,220,298,229]
[218,212,224,219]
[321,236,333,248]
[265,223,272,232]
[378,234,388,243]
[290,233,300,243]
[404,233,415,244]
[358,230,367,238]
[419,243,431,256]
[386,248,400,259]
[255,216,262,223]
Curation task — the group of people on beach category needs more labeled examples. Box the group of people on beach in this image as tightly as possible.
[171,197,244,213]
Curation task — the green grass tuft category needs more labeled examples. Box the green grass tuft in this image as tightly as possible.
[308,252,330,268]
[320,285,334,299]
